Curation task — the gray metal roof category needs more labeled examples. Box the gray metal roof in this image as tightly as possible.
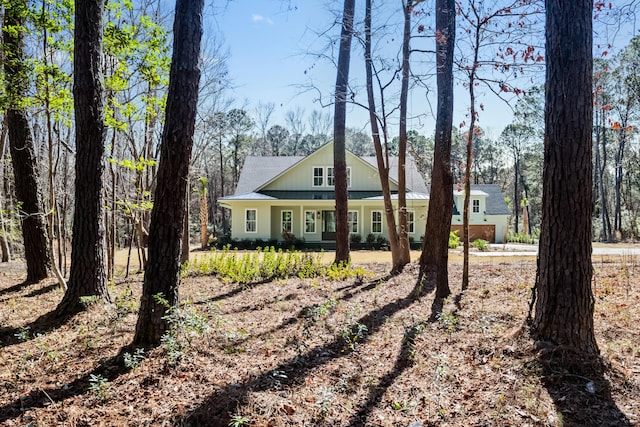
[234,155,304,195]
[473,184,511,215]
[361,156,429,194]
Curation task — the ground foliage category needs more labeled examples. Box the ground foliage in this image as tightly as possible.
[0,255,638,426]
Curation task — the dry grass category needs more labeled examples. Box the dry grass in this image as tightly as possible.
[0,254,638,426]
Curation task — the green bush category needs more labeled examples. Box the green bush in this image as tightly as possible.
[472,239,489,251]
[448,230,460,249]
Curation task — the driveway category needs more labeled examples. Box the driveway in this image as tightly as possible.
[471,243,640,257]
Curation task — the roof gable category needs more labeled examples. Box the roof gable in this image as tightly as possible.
[233,142,428,195]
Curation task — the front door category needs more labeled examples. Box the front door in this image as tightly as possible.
[322,210,336,240]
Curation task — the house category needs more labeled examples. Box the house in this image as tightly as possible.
[219,142,510,245]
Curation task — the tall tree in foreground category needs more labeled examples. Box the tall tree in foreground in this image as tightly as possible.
[3,0,51,283]
[363,0,407,274]
[134,0,203,346]
[530,0,598,354]
[417,0,455,298]
[55,0,110,314]
[333,0,355,265]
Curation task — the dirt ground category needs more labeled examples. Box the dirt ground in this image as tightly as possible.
[0,254,638,426]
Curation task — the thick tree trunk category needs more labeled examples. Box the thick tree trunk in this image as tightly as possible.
[133,0,203,346]
[333,0,355,265]
[531,0,598,354]
[418,0,455,298]
[3,0,51,283]
[56,0,109,314]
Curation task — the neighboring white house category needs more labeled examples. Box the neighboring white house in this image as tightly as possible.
[219,142,510,245]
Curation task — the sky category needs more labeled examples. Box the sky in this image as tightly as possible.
[206,1,529,140]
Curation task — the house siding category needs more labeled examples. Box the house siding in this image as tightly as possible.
[261,144,397,192]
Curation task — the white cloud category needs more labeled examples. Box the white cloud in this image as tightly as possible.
[251,14,274,25]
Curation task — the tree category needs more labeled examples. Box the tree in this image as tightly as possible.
[226,108,254,187]
[364,0,407,274]
[55,0,111,314]
[333,0,355,265]
[455,0,542,290]
[530,0,598,354]
[133,0,203,346]
[3,0,52,284]
[197,176,208,249]
[499,124,534,234]
[417,0,455,298]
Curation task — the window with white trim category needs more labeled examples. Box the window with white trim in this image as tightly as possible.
[281,210,293,233]
[313,167,323,186]
[245,209,257,233]
[305,211,316,233]
[346,167,352,187]
[406,210,415,233]
[371,211,382,233]
[347,211,358,233]
[327,167,335,186]
[472,199,480,213]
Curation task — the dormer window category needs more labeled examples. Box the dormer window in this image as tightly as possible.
[313,167,324,186]
[472,199,480,213]
[327,167,335,186]
[314,166,351,187]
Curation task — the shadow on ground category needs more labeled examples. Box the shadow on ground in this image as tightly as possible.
[540,349,631,426]
[0,346,134,424]
[178,277,436,426]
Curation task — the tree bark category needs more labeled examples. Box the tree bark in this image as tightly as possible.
[395,0,412,271]
[418,0,455,298]
[56,0,110,314]
[133,0,203,346]
[333,0,355,265]
[531,0,598,354]
[3,0,51,283]
[364,0,402,274]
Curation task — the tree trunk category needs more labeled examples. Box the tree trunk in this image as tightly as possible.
[56,0,109,314]
[333,0,355,265]
[531,0,598,354]
[395,0,412,271]
[462,22,481,292]
[418,0,455,299]
[364,0,402,273]
[133,0,203,346]
[514,157,520,234]
[3,0,51,283]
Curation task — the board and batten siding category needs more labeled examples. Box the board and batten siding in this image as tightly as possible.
[261,144,398,192]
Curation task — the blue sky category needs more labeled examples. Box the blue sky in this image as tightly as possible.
[208,1,521,139]
[205,2,640,141]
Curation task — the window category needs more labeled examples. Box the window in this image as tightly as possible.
[305,211,316,233]
[406,210,415,233]
[371,211,382,233]
[472,199,480,213]
[327,167,350,187]
[327,167,335,186]
[245,209,257,233]
[313,167,324,186]
[281,210,293,233]
[347,211,358,233]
